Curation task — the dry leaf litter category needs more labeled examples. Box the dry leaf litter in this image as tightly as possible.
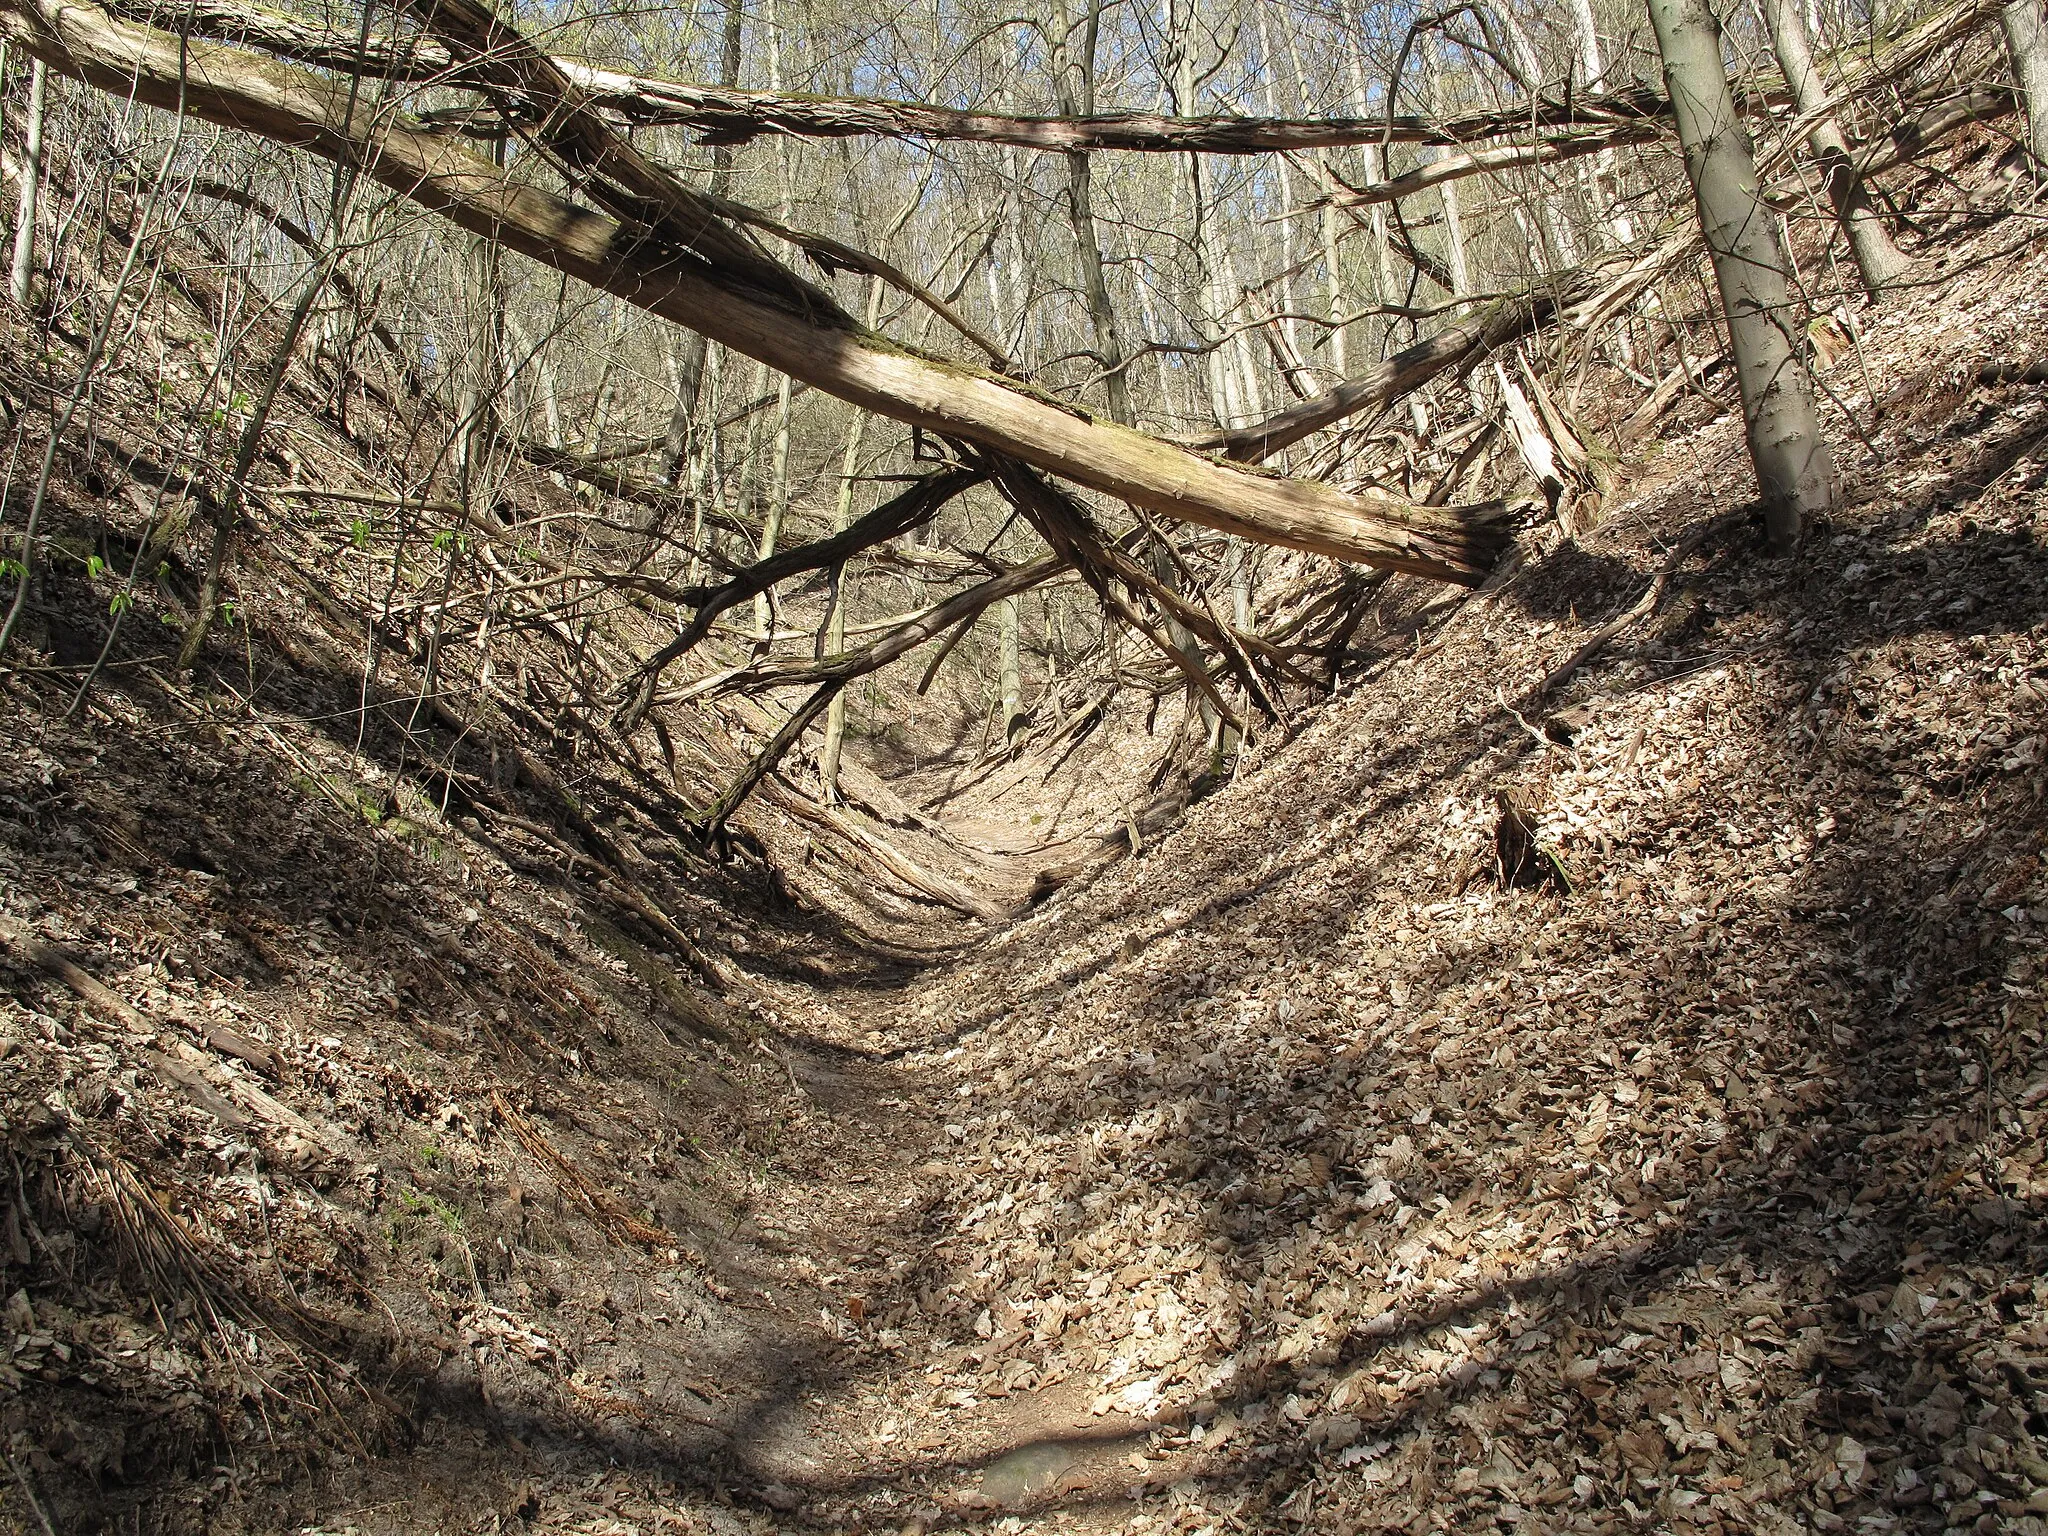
[0,124,2045,1536]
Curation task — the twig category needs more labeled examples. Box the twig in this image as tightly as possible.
[0,918,148,1031]
[4,1453,59,1536]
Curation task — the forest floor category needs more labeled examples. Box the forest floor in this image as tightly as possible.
[7,176,2048,1536]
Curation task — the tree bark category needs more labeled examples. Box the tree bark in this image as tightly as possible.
[0,0,1514,580]
[1649,0,1836,548]
[104,0,1675,153]
[1761,0,1914,293]
[2002,0,2048,160]
[998,595,1027,747]
[8,57,42,307]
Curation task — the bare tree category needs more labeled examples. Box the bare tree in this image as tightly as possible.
[1649,0,1837,547]
[8,56,43,306]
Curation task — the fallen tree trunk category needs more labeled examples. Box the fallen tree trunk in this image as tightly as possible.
[1852,85,2020,177]
[105,0,1672,152]
[625,466,983,714]
[1310,124,1662,212]
[482,79,1671,155]
[5,0,1515,583]
[1193,276,1589,463]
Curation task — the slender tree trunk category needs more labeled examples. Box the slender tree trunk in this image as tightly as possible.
[754,373,792,639]
[1649,0,1837,548]
[712,0,741,196]
[1340,19,1399,355]
[998,594,1026,748]
[1433,60,1475,300]
[816,403,867,800]
[8,58,42,307]
[1441,173,1473,297]
[660,332,707,486]
[2003,0,2048,161]
[686,342,722,586]
[456,145,505,510]
[1276,19,1350,374]
[1573,0,1608,87]
[1761,0,1913,293]
[750,0,797,641]
[1569,0,1638,247]
[1055,0,1130,425]
[1320,198,1348,375]
[179,248,339,670]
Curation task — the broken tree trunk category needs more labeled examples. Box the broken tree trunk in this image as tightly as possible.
[3,0,1515,582]
[1194,275,1587,463]
[1648,0,1837,548]
[103,0,1675,152]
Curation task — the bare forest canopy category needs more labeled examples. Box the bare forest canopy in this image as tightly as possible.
[0,0,2032,838]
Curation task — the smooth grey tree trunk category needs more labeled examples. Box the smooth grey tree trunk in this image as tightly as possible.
[2003,0,2048,162]
[998,595,1027,748]
[1055,0,1131,425]
[453,134,507,515]
[1648,0,1837,548]
[8,58,42,307]
[1761,0,1913,294]
[818,275,886,803]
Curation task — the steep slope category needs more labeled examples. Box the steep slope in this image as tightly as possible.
[777,210,2048,1532]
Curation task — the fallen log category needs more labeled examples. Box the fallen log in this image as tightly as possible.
[626,467,982,717]
[104,0,1673,152]
[1308,123,1662,212]
[6,0,1515,583]
[1194,277,1589,464]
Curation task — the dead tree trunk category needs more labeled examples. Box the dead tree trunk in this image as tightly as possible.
[1648,0,1837,548]
[1760,0,1914,294]
[0,0,1513,580]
